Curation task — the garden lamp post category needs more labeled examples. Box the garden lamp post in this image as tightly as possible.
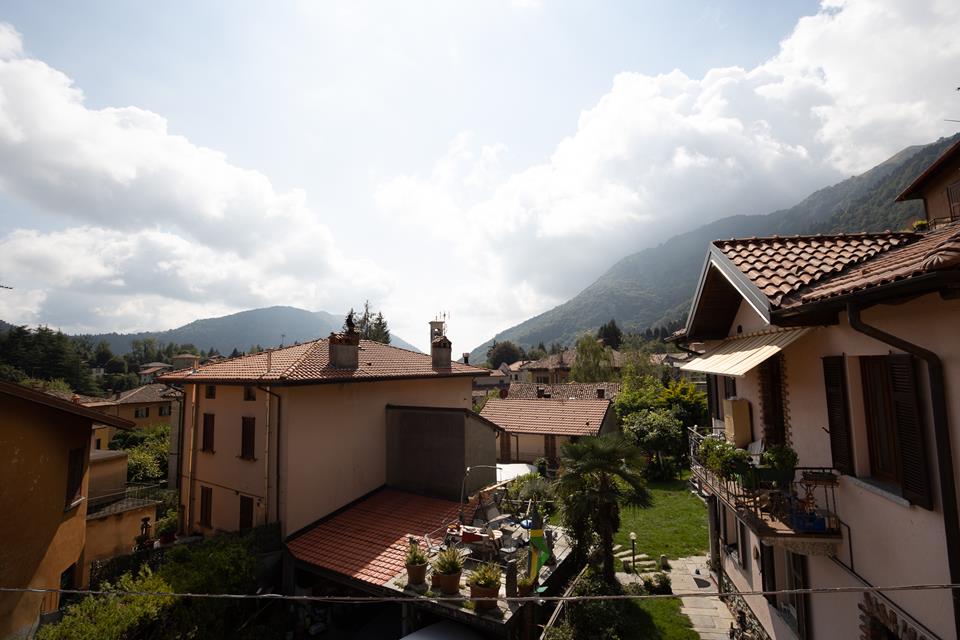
[630,531,636,572]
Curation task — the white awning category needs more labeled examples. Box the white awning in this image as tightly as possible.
[680,328,812,378]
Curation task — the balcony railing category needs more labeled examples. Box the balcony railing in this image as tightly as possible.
[689,429,843,543]
[87,483,166,518]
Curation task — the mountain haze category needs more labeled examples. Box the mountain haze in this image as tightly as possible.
[75,306,421,355]
[468,134,959,363]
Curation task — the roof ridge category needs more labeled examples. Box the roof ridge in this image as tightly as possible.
[713,230,916,246]
[269,338,324,380]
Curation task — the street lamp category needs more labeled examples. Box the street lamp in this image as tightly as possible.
[629,531,636,573]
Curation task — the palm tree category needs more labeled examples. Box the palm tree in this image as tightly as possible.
[556,434,650,584]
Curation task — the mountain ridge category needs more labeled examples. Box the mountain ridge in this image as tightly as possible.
[467,134,959,363]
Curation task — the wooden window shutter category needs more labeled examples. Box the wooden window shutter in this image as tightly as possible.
[887,354,933,509]
[65,447,85,506]
[241,417,255,459]
[760,544,776,605]
[760,356,785,445]
[239,495,254,530]
[706,374,719,420]
[202,413,215,452]
[822,356,854,475]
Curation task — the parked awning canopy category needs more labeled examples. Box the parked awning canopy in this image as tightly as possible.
[680,328,812,378]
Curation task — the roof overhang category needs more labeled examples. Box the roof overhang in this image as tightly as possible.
[0,380,135,430]
[680,328,812,378]
[684,245,772,341]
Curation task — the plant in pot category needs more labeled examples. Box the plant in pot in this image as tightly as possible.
[762,444,799,487]
[405,540,428,586]
[468,562,502,612]
[517,571,536,597]
[721,447,752,480]
[155,512,177,544]
[431,547,463,595]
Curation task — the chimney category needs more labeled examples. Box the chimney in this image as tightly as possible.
[536,386,544,398]
[499,387,508,399]
[431,334,452,369]
[596,388,605,400]
[462,352,470,365]
[329,329,360,369]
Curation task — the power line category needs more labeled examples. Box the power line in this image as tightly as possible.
[3,582,960,604]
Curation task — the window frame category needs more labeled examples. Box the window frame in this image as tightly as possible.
[134,407,150,419]
[159,404,172,417]
[243,386,256,401]
[205,385,216,399]
[861,355,901,486]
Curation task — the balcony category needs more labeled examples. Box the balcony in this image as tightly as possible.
[689,429,843,556]
[87,483,166,518]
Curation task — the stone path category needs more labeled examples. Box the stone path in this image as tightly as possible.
[617,554,734,640]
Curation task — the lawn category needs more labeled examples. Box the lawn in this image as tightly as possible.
[629,598,701,639]
[614,473,709,563]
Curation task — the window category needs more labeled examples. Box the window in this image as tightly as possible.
[823,356,854,475]
[200,486,212,528]
[95,438,102,450]
[202,413,215,452]
[159,404,172,417]
[544,435,557,461]
[205,385,216,399]
[759,356,785,444]
[860,355,932,507]
[240,417,256,460]
[737,520,750,572]
[239,495,254,530]
[65,447,84,508]
[782,552,809,639]
[948,181,960,221]
[707,375,738,422]
[760,544,776,605]
[243,386,256,401]
[134,407,149,419]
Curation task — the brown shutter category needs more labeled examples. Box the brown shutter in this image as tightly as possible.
[499,431,511,462]
[65,447,85,506]
[822,356,854,475]
[760,356,785,445]
[239,496,254,530]
[202,413,215,452]
[706,374,719,420]
[200,486,212,527]
[241,417,255,459]
[887,354,933,509]
[760,544,776,605]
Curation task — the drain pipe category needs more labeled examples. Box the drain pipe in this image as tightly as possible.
[847,302,960,639]
[257,385,282,528]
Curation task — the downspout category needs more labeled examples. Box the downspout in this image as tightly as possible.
[258,385,282,528]
[847,302,960,639]
[185,383,201,535]
[161,382,186,493]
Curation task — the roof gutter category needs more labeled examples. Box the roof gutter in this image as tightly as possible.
[847,302,960,639]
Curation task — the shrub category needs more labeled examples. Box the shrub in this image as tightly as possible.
[468,563,502,588]
[701,438,750,479]
[405,541,427,566]
[155,512,177,538]
[762,443,798,471]
[433,547,463,575]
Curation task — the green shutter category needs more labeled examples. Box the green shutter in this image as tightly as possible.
[887,354,933,509]
[822,356,854,475]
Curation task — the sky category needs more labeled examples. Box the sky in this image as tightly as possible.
[0,0,958,353]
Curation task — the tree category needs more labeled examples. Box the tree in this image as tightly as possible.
[487,341,522,369]
[613,363,664,422]
[623,408,683,477]
[569,334,615,382]
[344,301,391,344]
[596,318,623,350]
[93,340,114,368]
[556,435,650,584]
[229,347,242,358]
[104,357,127,375]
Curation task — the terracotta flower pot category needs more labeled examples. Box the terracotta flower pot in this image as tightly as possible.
[432,571,462,595]
[406,562,427,586]
[470,583,500,611]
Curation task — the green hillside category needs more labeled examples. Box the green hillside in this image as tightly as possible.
[468,134,958,363]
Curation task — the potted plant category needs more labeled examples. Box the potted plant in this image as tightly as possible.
[405,541,428,586]
[517,572,536,597]
[155,512,177,545]
[431,547,463,595]
[468,563,502,611]
[762,444,799,487]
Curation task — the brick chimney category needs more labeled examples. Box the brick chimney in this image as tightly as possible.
[596,388,605,399]
[536,386,544,398]
[499,387,508,399]
[329,328,360,369]
[431,335,452,369]
[462,352,470,365]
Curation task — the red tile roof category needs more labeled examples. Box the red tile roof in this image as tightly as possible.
[525,348,623,371]
[158,339,487,385]
[714,233,915,307]
[479,398,610,436]
[286,488,466,586]
[1,381,133,430]
[789,223,960,306]
[507,382,621,400]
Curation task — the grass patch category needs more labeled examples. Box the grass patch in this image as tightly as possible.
[629,597,700,639]
[615,474,708,565]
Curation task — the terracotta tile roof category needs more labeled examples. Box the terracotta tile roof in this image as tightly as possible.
[525,348,623,371]
[714,233,915,307]
[788,223,960,306]
[1,381,133,430]
[158,339,487,384]
[507,382,621,401]
[114,383,182,405]
[286,488,466,586]
[479,398,611,436]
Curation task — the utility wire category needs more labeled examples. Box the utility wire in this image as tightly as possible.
[3,582,960,604]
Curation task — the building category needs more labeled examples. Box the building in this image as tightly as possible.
[506,381,620,401]
[896,136,960,227]
[675,144,960,640]
[138,361,171,384]
[522,347,623,385]
[506,360,532,383]
[480,397,617,464]
[85,383,182,449]
[158,321,490,538]
[0,381,132,639]
[171,353,201,370]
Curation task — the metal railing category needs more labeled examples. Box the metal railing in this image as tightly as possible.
[688,429,842,537]
[87,483,166,517]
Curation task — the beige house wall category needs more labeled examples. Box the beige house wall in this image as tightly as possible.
[713,293,960,639]
[918,164,960,222]
[88,452,127,499]
[82,502,158,587]
[179,376,473,538]
[0,397,91,640]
